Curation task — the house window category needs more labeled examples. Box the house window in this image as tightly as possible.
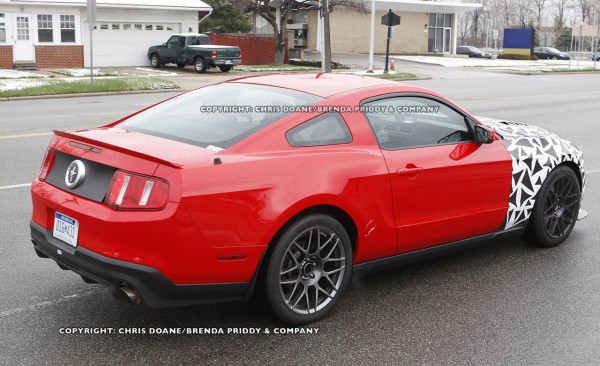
[60,15,75,42]
[16,16,30,41]
[100,24,109,30]
[146,24,153,31]
[428,13,452,53]
[134,24,142,30]
[156,25,163,31]
[254,15,267,34]
[123,23,131,30]
[37,14,53,42]
[0,13,5,42]
[112,24,120,30]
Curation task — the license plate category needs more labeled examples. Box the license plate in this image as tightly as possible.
[225,60,232,65]
[53,212,79,248]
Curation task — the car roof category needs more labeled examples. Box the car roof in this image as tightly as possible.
[226,73,419,98]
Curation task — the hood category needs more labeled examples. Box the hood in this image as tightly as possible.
[476,117,561,140]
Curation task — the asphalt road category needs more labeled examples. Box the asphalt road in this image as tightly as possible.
[1,66,599,365]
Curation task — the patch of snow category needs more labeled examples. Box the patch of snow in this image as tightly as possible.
[395,55,600,71]
[0,69,48,79]
[0,79,48,91]
[49,68,124,77]
[134,67,179,76]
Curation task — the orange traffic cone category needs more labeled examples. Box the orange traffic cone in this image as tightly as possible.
[390,58,396,71]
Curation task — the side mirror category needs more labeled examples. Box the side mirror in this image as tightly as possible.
[474,125,494,144]
[162,42,166,46]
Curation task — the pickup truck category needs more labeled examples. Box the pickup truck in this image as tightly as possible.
[147,33,241,73]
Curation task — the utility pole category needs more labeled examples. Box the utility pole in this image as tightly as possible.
[87,0,96,84]
[321,0,331,72]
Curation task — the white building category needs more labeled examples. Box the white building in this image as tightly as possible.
[0,0,211,68]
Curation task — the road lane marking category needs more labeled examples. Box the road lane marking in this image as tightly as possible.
[0,183,32,190]
[0,132,52,139]
[587,169,599,174]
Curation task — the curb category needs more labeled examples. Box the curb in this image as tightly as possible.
[0,88,184,102]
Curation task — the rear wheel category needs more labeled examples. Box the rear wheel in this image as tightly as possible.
[150,54,161,68]
[265,214,352,325]
[527,165,580,247]
[218,65,232,72]
[194,57,207,73]
[552,56,558,60]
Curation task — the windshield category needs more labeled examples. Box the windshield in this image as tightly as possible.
[547,47,561,53]
[118,84,322,150]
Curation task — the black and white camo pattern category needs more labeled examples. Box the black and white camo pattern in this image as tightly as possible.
[478,117,585,230]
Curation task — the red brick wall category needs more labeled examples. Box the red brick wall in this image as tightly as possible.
[208,34,288,65]
[35,46,84,68]
[0,46,13,69]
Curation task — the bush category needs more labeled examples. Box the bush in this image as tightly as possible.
[498,53,538,60]
[289,59,349,69]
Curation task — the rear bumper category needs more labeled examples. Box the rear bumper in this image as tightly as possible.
[30,221,250,308]
[212,58,242,66]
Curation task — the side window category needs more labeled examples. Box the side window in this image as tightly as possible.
[179,37,186,48]
[286,113,352,147]
[363,96,471,150]
[167,36,179,47]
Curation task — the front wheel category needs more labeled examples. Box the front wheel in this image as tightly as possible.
[552,56,558,60]
[150,54,161,68]
[526,165,581,247]
[218,65,232,72]
[265,214,352,325]
[194,57,207,73]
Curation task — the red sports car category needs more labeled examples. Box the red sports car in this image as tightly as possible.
[31,73,586,324]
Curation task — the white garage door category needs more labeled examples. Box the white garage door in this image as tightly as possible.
[91,22,181,67]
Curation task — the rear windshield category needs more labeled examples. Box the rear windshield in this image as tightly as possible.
[118,84,321,149]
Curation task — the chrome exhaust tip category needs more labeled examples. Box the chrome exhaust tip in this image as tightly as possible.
[120,286,142,305]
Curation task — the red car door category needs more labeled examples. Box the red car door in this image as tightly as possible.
[362,95,512,254]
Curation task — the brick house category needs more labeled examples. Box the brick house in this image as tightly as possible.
[0,0,211,69]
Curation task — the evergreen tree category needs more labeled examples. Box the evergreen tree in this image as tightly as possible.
[199,0,252,34]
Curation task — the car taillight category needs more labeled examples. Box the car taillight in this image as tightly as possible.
[105,170,169,210]
[211,51,217,58]
[38,148,55,181]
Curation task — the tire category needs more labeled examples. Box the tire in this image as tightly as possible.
[526,165,581,247]
[150,54,161,68]
[265,214,352,325]
[218,65,232,72]
[194,57,207,73]
[176,62,186,68]
[552,56,558,60]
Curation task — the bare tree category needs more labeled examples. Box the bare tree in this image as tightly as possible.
[457,12,473,45]
[553,0,568,28]
[514,0,532,27]
[235,0,366,64]
[578,0,593,23]
[531,0,546,27]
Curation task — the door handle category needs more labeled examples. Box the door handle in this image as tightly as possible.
[396,164,423,176]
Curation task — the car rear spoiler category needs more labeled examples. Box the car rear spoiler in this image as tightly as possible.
[53,130,183,169]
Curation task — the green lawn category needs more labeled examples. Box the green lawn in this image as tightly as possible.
[0,77,178,98]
